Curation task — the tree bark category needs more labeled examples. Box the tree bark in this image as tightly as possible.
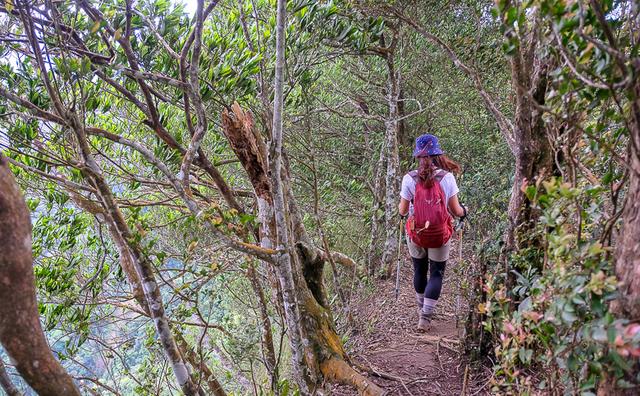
[218,5,384,389]
[246,263,279,392]
[612,84,640,320]
[173,331,227,396]
[0,156,81,396]
[368,143,387,274]
[269,0,317,390]
[397,88,411,166]
[66,165,233,396]
[598,158,640,396]
[68,115,200,396]
[381,54,402,277]
[504,30,554,252]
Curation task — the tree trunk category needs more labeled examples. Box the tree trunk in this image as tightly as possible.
[219,4,383,387]
[504,46,554,253]
[173,331,227,396]
[397,88,411,166]
[0,156,81,396]
[222,103,384,396]
[269,0,317,391]
[612,85,640,320]
[596,78,640,396]
[246,263,279,392]
[368,144,387,274]
[505,125,554,251]
[67,172,232,396]
[381,55,402,277]
[597,159,640,396]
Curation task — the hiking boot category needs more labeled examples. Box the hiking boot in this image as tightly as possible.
[417,297,437,332]
[417,316,431,332]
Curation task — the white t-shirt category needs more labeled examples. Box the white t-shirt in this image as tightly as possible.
[400,169,459,215]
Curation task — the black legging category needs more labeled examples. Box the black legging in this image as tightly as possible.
[412,257,446,300]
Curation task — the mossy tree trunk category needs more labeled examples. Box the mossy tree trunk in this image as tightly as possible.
[380,48,402,278]
[504,52,554,253]
[222,101,383,394]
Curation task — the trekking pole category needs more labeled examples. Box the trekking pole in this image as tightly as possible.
[455,214,466,330]
[458,222,464,261]
[395,217,404,301]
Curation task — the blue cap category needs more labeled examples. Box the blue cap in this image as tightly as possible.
[412,134,443,157]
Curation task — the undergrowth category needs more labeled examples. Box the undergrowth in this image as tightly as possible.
[480,178,640,394]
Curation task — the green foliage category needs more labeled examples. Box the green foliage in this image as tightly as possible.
[2,0,637,393]
[483,178,639,393]
[470,0,640,392]
[30,200,108,358]
[293,0,385,51]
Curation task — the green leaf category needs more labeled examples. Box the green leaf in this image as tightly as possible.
[518,296,532,313]
[518,347,533,364]
[592,327,607,342]
[336,25,353,41]
[90,20,101,34]
[561,309,578,323]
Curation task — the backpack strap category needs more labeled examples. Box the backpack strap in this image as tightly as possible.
[408,170,419,183]
[410,169,448,182]
[408,170,448,204]
[407,169,449,184]
[434,169,448,182]
[407,170,418,204]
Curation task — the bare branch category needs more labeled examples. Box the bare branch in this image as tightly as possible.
[393,8,517,153]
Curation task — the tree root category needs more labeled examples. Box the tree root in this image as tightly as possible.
[320,358,385,396]
[354,357,414,396]
[406,333,460,353]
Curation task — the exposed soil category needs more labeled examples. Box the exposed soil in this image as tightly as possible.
[334,236,489,395]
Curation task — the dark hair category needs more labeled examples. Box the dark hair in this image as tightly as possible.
[418,155,461,187]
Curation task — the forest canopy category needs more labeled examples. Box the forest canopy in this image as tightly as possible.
[0,0,639,395]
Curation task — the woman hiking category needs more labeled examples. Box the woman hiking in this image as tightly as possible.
[398,133,467,332]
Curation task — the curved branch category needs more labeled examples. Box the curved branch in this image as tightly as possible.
[0,86,66,125]
[180,0,211,192]
[0,359,22,396]
[84,127,276,262]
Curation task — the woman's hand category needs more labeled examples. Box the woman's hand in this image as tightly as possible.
[398,198,410,217]
[447,195,467,218]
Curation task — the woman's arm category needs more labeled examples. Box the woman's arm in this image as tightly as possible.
[448,194,466,218]
[398,198,410,217]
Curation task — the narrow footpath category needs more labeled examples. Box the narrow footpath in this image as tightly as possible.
[334,236,487,395]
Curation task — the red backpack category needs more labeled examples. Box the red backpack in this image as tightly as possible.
[406,170,453,248]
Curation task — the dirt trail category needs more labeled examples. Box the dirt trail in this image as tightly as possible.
[334,236,484,395]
